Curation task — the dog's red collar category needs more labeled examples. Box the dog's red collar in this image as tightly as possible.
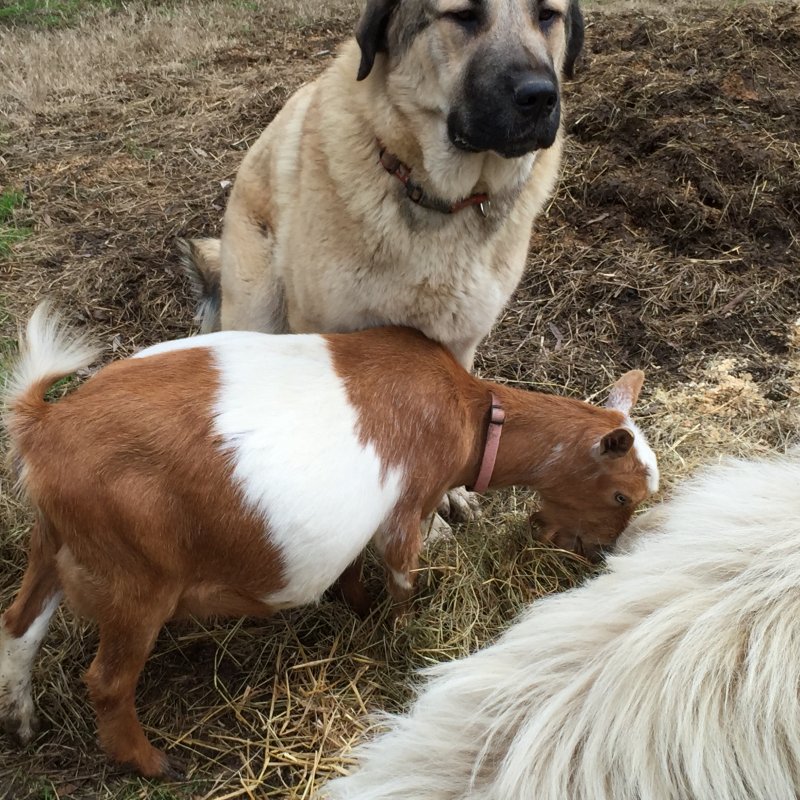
[469,393,506,494]
[377,142,490,216]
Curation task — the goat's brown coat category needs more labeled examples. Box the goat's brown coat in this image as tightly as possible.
[327,327,651,603]
[3,325,654,778]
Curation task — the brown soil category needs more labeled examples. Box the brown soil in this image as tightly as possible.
[0,2,798,798]
[481,3,800,393]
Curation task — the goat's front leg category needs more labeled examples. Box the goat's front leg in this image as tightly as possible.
[375,514,424,620]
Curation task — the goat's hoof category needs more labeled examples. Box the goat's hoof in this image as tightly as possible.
[0,694,38,744]
[161,755,187,782]
[122,746,185,780]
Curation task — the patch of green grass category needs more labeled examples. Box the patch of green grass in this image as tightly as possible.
[0,188,24,224]
[0,299,17,388]
[123,138,160,162]
[39,783,58,800]
[0,225,30,254]
[0,0,123,29]
[0,188,30,258]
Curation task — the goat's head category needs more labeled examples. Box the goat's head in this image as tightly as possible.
[531,370,659,561]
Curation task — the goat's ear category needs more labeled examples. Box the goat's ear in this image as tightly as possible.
[355,0,400,80]
[605,369,644,413]
[597,427,634,458]
[562,0,585,79]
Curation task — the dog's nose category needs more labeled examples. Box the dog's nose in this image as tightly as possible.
[512,77,557,116]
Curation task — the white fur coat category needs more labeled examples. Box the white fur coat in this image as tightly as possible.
[324,449,800,800]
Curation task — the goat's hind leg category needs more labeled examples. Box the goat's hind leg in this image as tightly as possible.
[84,588,179,778]
[0,518,62,743]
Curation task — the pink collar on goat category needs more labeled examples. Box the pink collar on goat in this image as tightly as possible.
[469,393,506,494]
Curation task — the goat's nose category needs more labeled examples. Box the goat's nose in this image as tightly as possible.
[512,77,558,115]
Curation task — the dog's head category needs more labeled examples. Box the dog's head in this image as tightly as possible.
[355,0,583,159]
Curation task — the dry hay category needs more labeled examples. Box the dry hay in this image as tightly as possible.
[0,0,799,797]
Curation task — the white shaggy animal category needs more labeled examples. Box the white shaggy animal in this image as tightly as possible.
[324,448,800,800]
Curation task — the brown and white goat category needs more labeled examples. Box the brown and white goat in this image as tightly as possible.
[0,303,658,778]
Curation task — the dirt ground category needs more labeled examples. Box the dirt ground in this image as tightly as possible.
[0,1,798,798]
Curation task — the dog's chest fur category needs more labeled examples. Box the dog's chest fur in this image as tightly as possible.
[271,192,548,366]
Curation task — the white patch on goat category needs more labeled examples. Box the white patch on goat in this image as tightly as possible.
[136,332,406,604]
[139,332,405,605]
[625,418,659,493]
[0,593,61,742]
[150,332,404,608]
[390,569,413,591]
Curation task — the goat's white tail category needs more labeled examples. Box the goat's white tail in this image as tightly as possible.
[3,301,101,426]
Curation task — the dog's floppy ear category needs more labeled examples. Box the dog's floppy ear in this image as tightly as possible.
[355,0,400,80]
[563,0,584,79]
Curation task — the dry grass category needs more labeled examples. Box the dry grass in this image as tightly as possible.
[0,6,239,123]
[1,0,799,797]
[0,0,360,126]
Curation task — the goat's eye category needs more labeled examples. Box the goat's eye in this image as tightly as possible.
[445,8,480,26]
[614,492,629,506]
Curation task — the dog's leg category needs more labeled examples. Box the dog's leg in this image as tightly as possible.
[217,203,289,333]
[439,337,485,523]
[421,512,455,544]
[438,487,482,524]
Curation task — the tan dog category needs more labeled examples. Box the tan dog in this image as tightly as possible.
[185,0,583,519]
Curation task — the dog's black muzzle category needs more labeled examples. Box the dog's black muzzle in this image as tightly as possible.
[448,64,561,159]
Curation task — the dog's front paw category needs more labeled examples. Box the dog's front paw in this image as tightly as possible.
[421,513,455,544]
[440,487,482,523]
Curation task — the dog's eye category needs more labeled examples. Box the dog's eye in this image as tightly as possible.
[444,8,480,27]
[614,492,629,506]
[538,7,559,24]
